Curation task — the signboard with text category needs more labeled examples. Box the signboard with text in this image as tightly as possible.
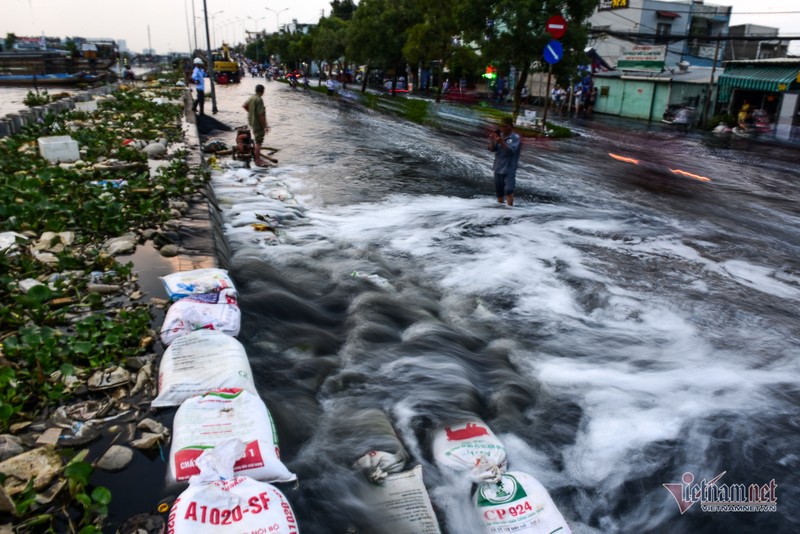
[598,0,629,11]
[617,44,666,70]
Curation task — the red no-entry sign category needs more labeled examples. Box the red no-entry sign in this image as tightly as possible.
[546,15,567,39]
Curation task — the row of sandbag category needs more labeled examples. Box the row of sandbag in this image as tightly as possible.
[155,268,300,533]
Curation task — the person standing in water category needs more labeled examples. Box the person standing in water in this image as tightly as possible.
[242,84,269,166]
[487,116,521,206]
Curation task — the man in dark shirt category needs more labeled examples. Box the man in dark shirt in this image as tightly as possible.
[487,117,521,206]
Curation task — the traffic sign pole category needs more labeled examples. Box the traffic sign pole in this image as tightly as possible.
[542,64,552,130]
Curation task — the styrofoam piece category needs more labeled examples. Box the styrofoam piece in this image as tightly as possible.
[38,135,80,163]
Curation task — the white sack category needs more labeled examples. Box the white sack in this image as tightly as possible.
[169,389,295,484]
[168,439,300,533]
[431,420,507,483]
[160,289,240,346]
[161,268,237,301]
[152,330,256,408]
[474,471,571,534]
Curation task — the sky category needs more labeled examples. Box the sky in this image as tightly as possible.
[1,0,799,55]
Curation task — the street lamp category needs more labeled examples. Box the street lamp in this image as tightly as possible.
[210,9,224,48]
[264,7,289,33]
[248,16,266,63]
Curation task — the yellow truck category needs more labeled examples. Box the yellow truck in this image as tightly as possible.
[213,43,240,84]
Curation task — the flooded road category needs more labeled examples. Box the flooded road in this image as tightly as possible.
[200,77,799,533]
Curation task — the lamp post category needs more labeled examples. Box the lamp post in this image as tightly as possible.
[248,16,266,63]
[202,0,219,114]
[210,9,223,48]
[265,7,289,34]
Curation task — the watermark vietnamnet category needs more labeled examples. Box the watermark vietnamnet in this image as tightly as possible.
[663,471,777,513]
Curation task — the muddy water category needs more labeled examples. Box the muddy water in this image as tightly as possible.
[136,77,800,533]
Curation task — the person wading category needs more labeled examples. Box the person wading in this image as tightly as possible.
[242,84,269,166]
[487,116,521,206]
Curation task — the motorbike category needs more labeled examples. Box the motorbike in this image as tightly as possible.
[732,109,773,138]
[662,104,696,129]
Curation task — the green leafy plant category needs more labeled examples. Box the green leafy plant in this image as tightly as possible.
[24,89,52,107]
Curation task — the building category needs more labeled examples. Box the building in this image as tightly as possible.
[592,64,720,123]
[589,0,731,69]
[717,58,800,140]
[724,25,790,61]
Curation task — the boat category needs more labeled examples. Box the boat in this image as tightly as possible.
[0,40,118,83]
[0,72,108,86]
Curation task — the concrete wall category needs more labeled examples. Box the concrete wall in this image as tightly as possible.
[0,83,119,138]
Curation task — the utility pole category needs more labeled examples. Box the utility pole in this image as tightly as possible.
[202,0,218,114]
[191,0,198,52]
[701,39,721,128]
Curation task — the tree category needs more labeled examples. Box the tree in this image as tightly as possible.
[403,0,491,102]
[485,0,597,117]
[5,33,17,51]
[330,0,357,21]
[313,16,348,78]
[347,0,422,94]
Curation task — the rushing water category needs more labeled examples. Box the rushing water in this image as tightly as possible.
[190,79,800,532]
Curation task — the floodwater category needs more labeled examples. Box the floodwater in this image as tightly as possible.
[153,78,800,532]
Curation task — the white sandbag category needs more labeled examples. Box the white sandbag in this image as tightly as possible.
[168,439,300,534]
[475,471,571,534]
[431,420,507,482]
[160,289,240,346]
[161,268,237,301]
[152,330,256,408]
[169,389,295,484]
[362,465,441,534]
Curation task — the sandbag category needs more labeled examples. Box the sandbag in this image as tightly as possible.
[169,389,295,484]
[168,439,300,534]
[431,420,507,482]
[152,330,256,408]
[160,289,240,346]
[474,471,571,534]
[161,268,237,301]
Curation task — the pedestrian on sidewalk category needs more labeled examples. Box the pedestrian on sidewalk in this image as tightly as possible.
[190,57,206,115]
[242,84,269,166]
[487,116,521,206]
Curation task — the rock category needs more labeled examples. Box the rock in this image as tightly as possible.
[0,485,15,513]
[34,428,62,446]
[141,228,158,240]
[0,231,28,252]
[87,367,131,391]
[0,435,24,462]
[0,445,61,495]
[159,244,179,257]
[18,278,45,293]
[116,513,165,534]
[96,445,134,472]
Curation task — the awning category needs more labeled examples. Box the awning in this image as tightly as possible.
[656,11,681,18]
[717,65,799,102]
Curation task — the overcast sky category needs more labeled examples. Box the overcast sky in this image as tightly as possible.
[1,0,798,54]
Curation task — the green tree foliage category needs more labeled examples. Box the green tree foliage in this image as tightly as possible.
[347,0,422,94]
[403,0,491,102]
[485,0,597,116]
[330,0,357,21]
[313,16,349,76]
